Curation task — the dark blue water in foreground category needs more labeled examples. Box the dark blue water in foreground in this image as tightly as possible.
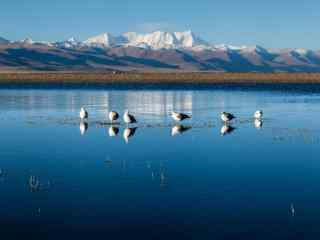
[0,84,320,239]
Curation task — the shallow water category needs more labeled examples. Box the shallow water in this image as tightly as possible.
[0,84,320,239]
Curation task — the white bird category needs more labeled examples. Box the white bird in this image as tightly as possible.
[123,110,137,125]
[220,124,236,136]
[79,122,88,135]
[171,111,191,122]
[79,107,88,120]
[254,119,263,129]
[123,127,137,143]
[108,111,119,123]
[221,112,236,122]
[254,110,263,119]
[108,126,119,137]
[171,125,192,136]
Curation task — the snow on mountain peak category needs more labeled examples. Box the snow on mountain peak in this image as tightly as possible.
[123,31,178,49]
[8,30,314,60]
[22,37,34,44]
[174,30,207,48]
[67,37,78,43]
[53,37,81,48]
[293,48,309,55]
[84,33,116,47]
[214,44,247,51]
[83,30,208,50]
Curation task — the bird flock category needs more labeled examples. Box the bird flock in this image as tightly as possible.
[79,106,264,141]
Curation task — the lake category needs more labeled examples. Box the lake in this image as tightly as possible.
[0,84,319,239]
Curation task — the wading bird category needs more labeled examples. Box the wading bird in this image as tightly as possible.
[109,111,119,123]
[79,107,88,120]
[123,110,137,125]
[171,111,191,122]
[254,110,263,119]
[221,112,236,122]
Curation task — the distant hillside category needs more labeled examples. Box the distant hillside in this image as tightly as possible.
[0,37,9,44]
[1,31,320,72]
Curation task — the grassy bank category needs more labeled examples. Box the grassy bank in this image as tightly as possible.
[1,72,320,84]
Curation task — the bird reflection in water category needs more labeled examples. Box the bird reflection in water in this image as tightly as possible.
[79,121,88,135]
[123,127,137,143]
[108,126,119,137]
[29,175,40,192]
[171,125,192,136]
[254,119,263,129]
[291,203,295,217]
[220,124,236,136]
[36,208,41,216]
[160,171,168,187]
[159,162,168,187]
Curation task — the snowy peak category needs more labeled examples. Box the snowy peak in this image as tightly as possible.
[83,30,208,50]
[84,33,117,47]
[21,37,34,45]
[55,37,81,48]
[127,31,179,49]
[0,31,314,62]
[214,44,247,51]
[1,31,320,72]
[124,30,207,49]
[174,30,207,48]
[292,48,310,55]
[67,37,78,43]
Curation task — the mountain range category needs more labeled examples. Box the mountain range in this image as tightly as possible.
[1,30,320,72]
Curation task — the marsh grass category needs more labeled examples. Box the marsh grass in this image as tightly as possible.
[1,72,320,84]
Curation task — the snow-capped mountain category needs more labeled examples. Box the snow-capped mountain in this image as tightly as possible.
[83,30,208,50]
[174,30,207,48]
[84,33,116,47]
[55,37,82,48]
[1,30,320,72]
[21,37,34,44]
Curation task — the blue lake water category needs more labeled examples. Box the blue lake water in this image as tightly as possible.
[0,84,320,239]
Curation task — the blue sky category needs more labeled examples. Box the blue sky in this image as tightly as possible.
[0,0,319,49]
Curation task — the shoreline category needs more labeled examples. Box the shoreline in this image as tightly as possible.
[1,72,320,84]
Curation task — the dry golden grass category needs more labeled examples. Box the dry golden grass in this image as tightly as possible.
[1,72,320,84]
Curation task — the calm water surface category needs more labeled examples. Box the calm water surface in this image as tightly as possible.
[0,84,320,239]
